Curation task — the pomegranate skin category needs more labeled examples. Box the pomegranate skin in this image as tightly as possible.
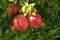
[11,3,19,9]
[8,4,19,16]
[13,15,29,32]
[8,8,18,15]
[28,14,42,29]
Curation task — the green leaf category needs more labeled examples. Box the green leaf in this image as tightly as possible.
[1,10,7,18]
[54,35,60,38]
[36,35,44,40]
[1,0,6,4]
[48,29,56,35]
[5,29,10,33]
[0,4,3,9]
[0,28,2,36]
[0,37,3,40]
[15,29,32,40]
[20,29,31,40]
[18,0,22,5]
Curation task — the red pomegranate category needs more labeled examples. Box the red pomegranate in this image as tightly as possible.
[28,14,42,29]
[8,3,19,15]
[13,15,29,32]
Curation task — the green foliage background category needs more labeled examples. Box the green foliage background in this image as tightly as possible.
[0,0,60,40]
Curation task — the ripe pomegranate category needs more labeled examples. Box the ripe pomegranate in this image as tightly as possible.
[8,3,19,15]
[11,3,19,9]
[28,14,42,29]
[13,15,29,32]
